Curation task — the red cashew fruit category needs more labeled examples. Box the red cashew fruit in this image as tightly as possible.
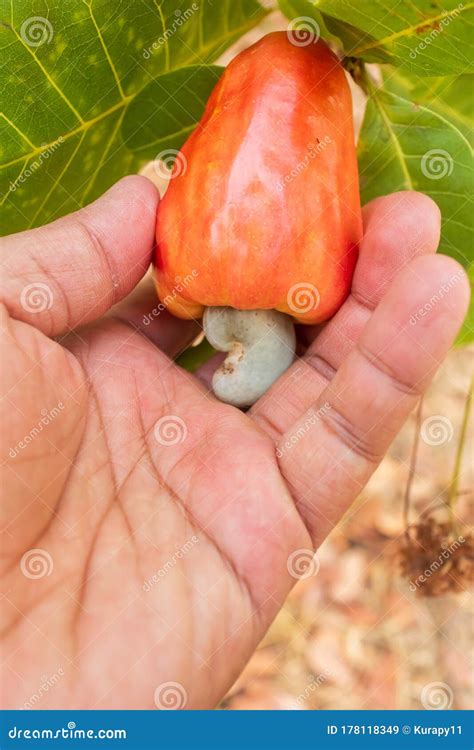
[154,31,362,325]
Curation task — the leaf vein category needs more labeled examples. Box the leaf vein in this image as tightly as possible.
[353,3,474,56]
[83,0,126,101]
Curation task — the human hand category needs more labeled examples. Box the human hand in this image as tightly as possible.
[1,177,469,709]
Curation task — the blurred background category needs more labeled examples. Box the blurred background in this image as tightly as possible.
[143,7,473,711]
[222,347,473,710]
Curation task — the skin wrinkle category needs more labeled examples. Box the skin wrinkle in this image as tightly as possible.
[28,253,66,335]
[302,350,338,384]
[1,365,85,577]
[68,389,150,656]
[73,218,121,310]
[49,342,261,658]
[0,580,70,644]
[8,360,128,646]
[3,314,49,375]
[356,339,424,397]
[318,402,386,466]
[252,409,283,443]
[5,418,84,503]
[107,396,265,701]
[350,285,379,312]
[141,406,261,625]
[280,477,320,549]
[293,496,329,545]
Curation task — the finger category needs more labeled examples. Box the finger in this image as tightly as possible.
[1,176,159,338]
[277,254,469,545]
[251,191,441,437]
[300,191,441,361]
[109,274,201,358]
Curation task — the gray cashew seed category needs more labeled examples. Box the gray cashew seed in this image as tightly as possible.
[203,307,296,408]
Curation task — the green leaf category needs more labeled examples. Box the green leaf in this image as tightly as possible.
[0,0,267,235]
[277,0,334,40]
[384,70,474,148]
[122,65,224,159]
[176,338,216,372]
[310,0,474,75]
[278,0,382,56]
[358,87,473,269]
[456,263,474,345]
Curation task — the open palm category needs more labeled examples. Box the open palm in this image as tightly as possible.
[1,177,468,709]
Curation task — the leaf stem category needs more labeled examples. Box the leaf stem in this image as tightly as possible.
[358,61,377,97]
[403,398,424,534]
[447,373,474,511]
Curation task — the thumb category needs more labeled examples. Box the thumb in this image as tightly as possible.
[0,176,159,337]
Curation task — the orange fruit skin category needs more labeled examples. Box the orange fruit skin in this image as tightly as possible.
[154,32,362,324]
